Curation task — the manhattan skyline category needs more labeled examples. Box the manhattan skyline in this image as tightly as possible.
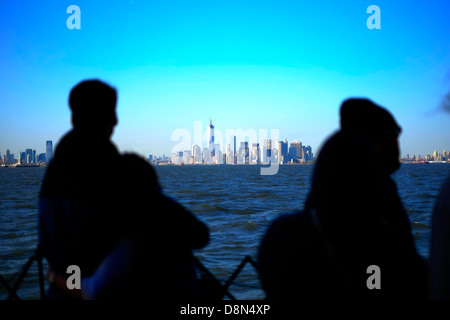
[1,1,450,158]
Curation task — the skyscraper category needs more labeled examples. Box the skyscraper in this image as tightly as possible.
[192,144,202,164]
[304,145,313,161]
[290,140,302,159]
[239,141,249,164]
[226,144,234,164]
[183,150,192,164]
[251,143,260,164]
[46,140,53,163]
[6,149,11,163]
[203,147,212,164]
[25,149,33,164]
[278,139,288,163]
[234,136,237,164]
[208,118,215,157]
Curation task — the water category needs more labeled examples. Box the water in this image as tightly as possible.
[1,163,449,300]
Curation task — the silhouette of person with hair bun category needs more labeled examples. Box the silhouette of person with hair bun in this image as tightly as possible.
[430,92,450,299]
[258,98,427,299]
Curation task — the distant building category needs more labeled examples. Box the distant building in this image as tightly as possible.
[38,153,46,162]
[289,140,302,159]
[46,141,53,163]
[192,144,202,164]
[5,149,11,164]
[251,143,260,164]
[25,149,32,164]
[304,145,313,161]
[172,151,183,165]
[208,118,215,157]
[203,147,212,164]
[226,144,234,164]
[234,136,237,164]
[288,146,297,162]
[214,143,221,163]
[239,141,249,164]
[18,151,25,165]
[278,139,288,157]
[183,150,191,164]
[215,149,223,164]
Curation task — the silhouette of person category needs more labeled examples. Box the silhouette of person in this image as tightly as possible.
[430,176,450,299]
[39,79,209,300]
[258,98,427,299]
[430,94,450,299]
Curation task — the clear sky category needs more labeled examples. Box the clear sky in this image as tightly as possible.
[1,0,449,159]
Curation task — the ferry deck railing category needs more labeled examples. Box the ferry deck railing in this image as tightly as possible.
[0,246,261,300]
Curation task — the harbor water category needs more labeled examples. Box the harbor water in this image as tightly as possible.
[1,163,449,299]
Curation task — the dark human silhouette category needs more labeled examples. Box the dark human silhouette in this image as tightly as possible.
[39,79,209,300]
[430,176,450,299]
[429,92,450,299]
[258,98,427,299]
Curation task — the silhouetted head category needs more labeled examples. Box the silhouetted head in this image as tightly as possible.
[69,79,118,137]
[340,98,402,174]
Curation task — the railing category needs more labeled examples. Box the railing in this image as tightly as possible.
[194,255,260,300]
[0,246,46,300]
[1,247,261,300]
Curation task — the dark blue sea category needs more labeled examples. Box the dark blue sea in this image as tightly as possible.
[1,163,449,300]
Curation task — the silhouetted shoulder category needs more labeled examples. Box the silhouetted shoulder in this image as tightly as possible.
[121,153,160,191]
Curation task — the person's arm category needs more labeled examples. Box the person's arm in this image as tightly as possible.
[160,194,210,249]
[81,236,137,299]
[46,268,84,299]
[47,236,137,300]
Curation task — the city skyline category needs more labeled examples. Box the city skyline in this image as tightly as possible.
[2,136,449,166]
[1,140,53,165]
[1,1,450,158]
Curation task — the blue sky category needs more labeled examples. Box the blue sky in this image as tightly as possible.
[1,0,449,159]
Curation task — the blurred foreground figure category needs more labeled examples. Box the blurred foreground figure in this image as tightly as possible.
[429,92,450,299]
[258,98,427,299]
[39,79,209,300]
[430,176,450,299]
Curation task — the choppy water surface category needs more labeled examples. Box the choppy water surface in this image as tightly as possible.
[1,163,449,299]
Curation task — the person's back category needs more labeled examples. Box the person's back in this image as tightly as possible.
[108,154,209,300]
[39,80,126,299]
[258,130,391,299]
[307,130,426,298]
[257,210,345,299]
[430,175,450,299]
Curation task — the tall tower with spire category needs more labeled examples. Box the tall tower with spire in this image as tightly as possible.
[208,117,215,157]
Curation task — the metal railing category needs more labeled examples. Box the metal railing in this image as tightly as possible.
[1,247,261,300]
[0,246,45,300]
